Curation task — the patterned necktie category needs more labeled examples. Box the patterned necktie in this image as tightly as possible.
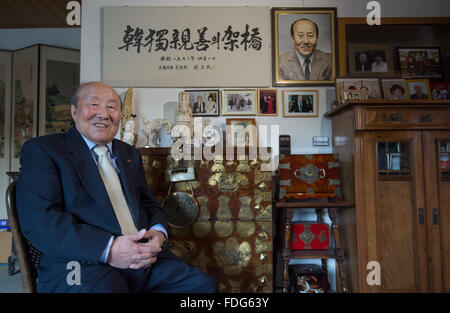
[304,57,311,80]
[93,145,138,235]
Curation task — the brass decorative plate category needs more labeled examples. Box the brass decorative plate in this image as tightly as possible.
[163,192,199,228]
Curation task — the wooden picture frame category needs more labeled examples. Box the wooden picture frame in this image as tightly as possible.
[335,78,382,104]
[348,44,394,76]
[221,89,257,116]
[282,89,319,117]
[184,89,220,116]
[38,45,80,136]
[226,118,257,148]
[272,7,337,86]
[405,79,432,100]
[397,47,443,79]
[257,88,278,116]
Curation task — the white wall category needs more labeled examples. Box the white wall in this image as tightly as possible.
[81,0,450,156]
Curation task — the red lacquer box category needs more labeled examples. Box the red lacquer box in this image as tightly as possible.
[290,222,330,250]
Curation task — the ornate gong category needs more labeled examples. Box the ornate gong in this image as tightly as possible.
[163,191,198,228]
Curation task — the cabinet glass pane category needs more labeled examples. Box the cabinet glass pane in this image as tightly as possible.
[440,141,450,180]
[377,142,411,177]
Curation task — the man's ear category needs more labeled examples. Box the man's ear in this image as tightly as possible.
[71,105,77,120]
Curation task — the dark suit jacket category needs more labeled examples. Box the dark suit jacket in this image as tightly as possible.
[279,49,332,81]
[16,127,168,292]
[410,92,428,99]
[193,101,206,113]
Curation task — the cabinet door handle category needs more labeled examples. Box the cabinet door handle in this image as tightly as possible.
[319,169,326,179]
[418,208,424,225]
[433,208,439,225]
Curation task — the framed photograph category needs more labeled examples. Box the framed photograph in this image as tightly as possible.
[430,82,450,100]
[185,89,220,116]
[257,89,278,116]
[335,78,382,103]
[336,78,382,103]
[39,45,80,136]
[405,79,432,100]
[282,89,319,117]
[272,7,337,86]
[397,47,443,79]
[348,44,394,76]
[381,79,407,100]
[221,89,257,116]
[226,118,257,148]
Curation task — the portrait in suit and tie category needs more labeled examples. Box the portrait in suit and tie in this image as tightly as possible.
[272,7,337,86]
[187,90,220,116]
[283,90,318,117]
[16,81,218,293]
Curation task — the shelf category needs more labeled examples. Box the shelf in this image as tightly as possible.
[324,99,450,118]
[378,174,411,181]
[275,201,354,209]
[290,248,337,259]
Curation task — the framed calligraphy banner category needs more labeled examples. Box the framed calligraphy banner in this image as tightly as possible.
[102,6,271,87]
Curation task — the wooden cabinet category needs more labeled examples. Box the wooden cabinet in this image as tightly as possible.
[325,100,450,292]
[138,147,274,293]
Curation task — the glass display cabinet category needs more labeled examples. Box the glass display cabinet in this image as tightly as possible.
[325,99,450,292]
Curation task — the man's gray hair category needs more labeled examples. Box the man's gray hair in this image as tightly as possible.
[70,82,122,108]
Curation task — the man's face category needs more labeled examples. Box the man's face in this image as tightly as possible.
[71,82,121,145]
[415,85,423,94]
[291,20,318,57]
[198,96,202,102]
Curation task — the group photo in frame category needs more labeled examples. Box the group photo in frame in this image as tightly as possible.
[257,89,278,116]
[430,82,450,100]
[272,7,337,86]
[397,47,443,79]
[405,79,432,99]
[185,89,220,116]
[348,44,394,76]
[225,118,257,148]
[221,89,257,116]
[282,89,319,117]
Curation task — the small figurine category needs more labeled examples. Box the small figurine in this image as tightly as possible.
[140,113,172,147]
[122,114,137,146]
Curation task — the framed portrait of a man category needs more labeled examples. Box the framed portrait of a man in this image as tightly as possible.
[272,7,337,86]
[282,89,319,117]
